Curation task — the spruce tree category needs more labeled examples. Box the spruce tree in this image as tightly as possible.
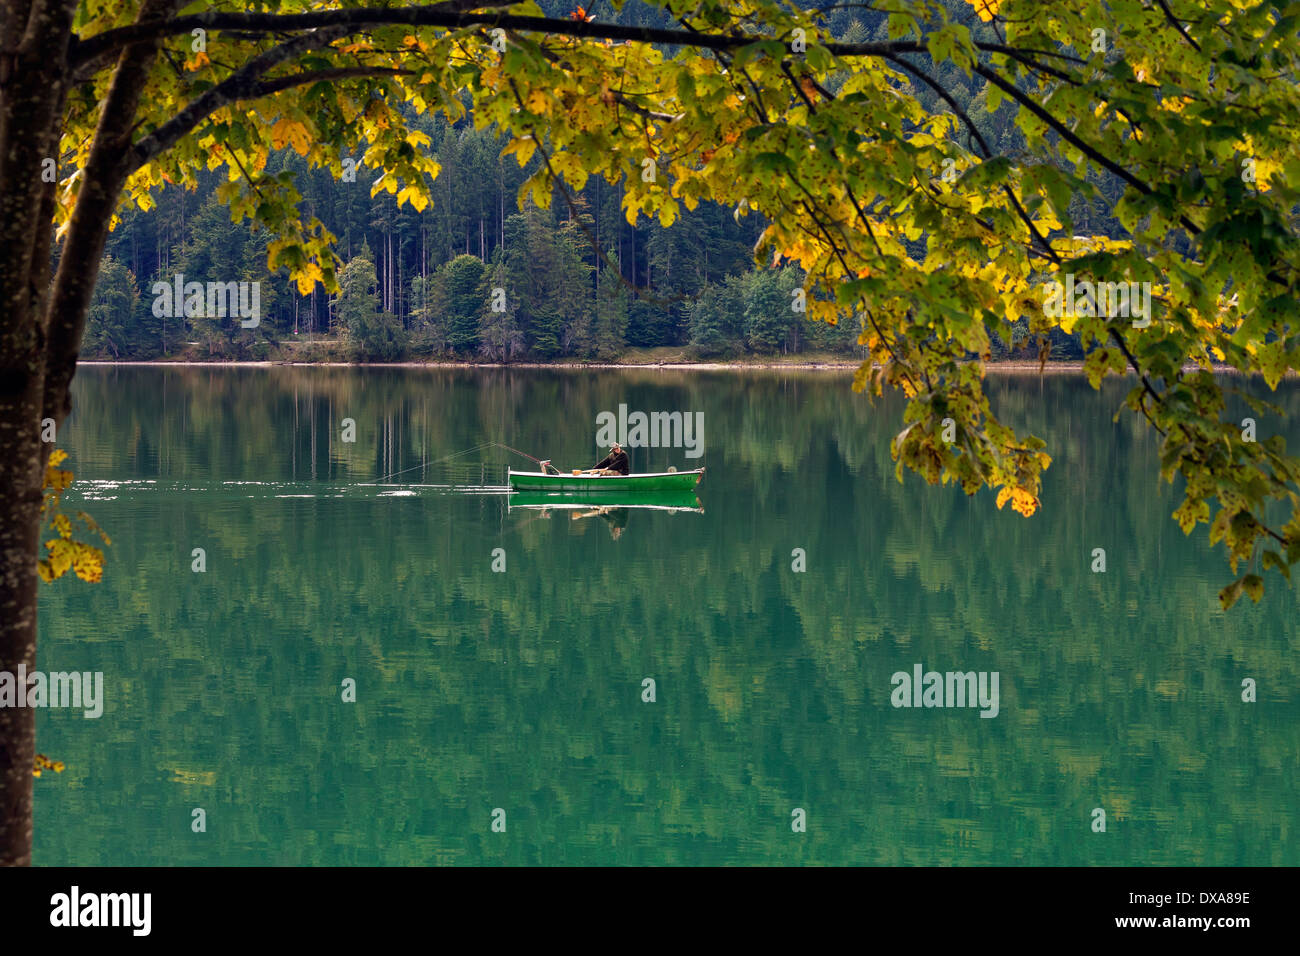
[440,254,486,354]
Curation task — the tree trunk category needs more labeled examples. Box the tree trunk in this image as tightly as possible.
[0,0,75,867]
[0,379,43,866]
[0,0,169,866]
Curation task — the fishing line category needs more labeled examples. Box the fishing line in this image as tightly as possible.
[371,440,548,485]
[371,441,494,484]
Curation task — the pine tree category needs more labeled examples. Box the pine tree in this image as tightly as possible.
[554,214,595,356]
[83,256,141,359]
[592,256,628,360]
[688,281,742,358]
[336,242,409,360]
[742,267,797,354]
[409,273,449,356]
[508,204,566,357]
[440,253,486,354]
[477,257,525,362]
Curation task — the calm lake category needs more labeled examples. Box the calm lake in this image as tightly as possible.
[35,366,1300,865]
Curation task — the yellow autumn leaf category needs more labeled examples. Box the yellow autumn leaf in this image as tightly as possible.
[53,514,71,539]
[968,0,1000,23]
[46,467,73,492]
[396,184,429,212]
[295,262,324,295]
[46,539,74,579]
[548,151,589,191]
[70,542,104,583]
[1233,140,1281,191]
[1035,212,1062,233]
[34,754,64,774]
[524,89,551,114]
[1010,489,1039,516]
[502,136,537,167]
[271,117,311,156]
[364,99,391,129]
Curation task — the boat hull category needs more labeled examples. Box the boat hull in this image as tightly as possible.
[508,490,703,511]
[508,468,704,493]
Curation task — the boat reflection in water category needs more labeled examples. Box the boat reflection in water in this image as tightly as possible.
[507,490,704,540]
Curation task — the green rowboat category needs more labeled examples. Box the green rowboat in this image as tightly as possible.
[508,490,703,512]
[508,467,704,494]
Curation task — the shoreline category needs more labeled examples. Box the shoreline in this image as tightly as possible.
[76,359,1258,374]
[76,357,1070,370]
[77,359,1071,371]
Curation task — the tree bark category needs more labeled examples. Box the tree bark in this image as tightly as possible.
[0,378,43,867]
[0,0,168,866]
[0,0,78,869]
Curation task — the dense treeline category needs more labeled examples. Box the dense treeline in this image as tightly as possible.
[81,0,1112,363]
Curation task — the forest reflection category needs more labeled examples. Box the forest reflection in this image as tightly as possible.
[33,367,1300,865]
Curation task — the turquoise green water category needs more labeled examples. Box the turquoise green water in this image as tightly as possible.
[34,367,1300,865]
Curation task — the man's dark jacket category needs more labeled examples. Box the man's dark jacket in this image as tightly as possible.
[594,449,630,475]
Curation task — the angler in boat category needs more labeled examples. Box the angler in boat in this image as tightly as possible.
[504,441,704,494]
[587,443,629,476]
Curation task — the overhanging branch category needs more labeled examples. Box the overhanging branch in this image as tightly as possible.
[125,25,355,171]
[71,5,943,74]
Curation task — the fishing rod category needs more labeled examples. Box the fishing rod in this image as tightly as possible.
[490,442,557,473]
